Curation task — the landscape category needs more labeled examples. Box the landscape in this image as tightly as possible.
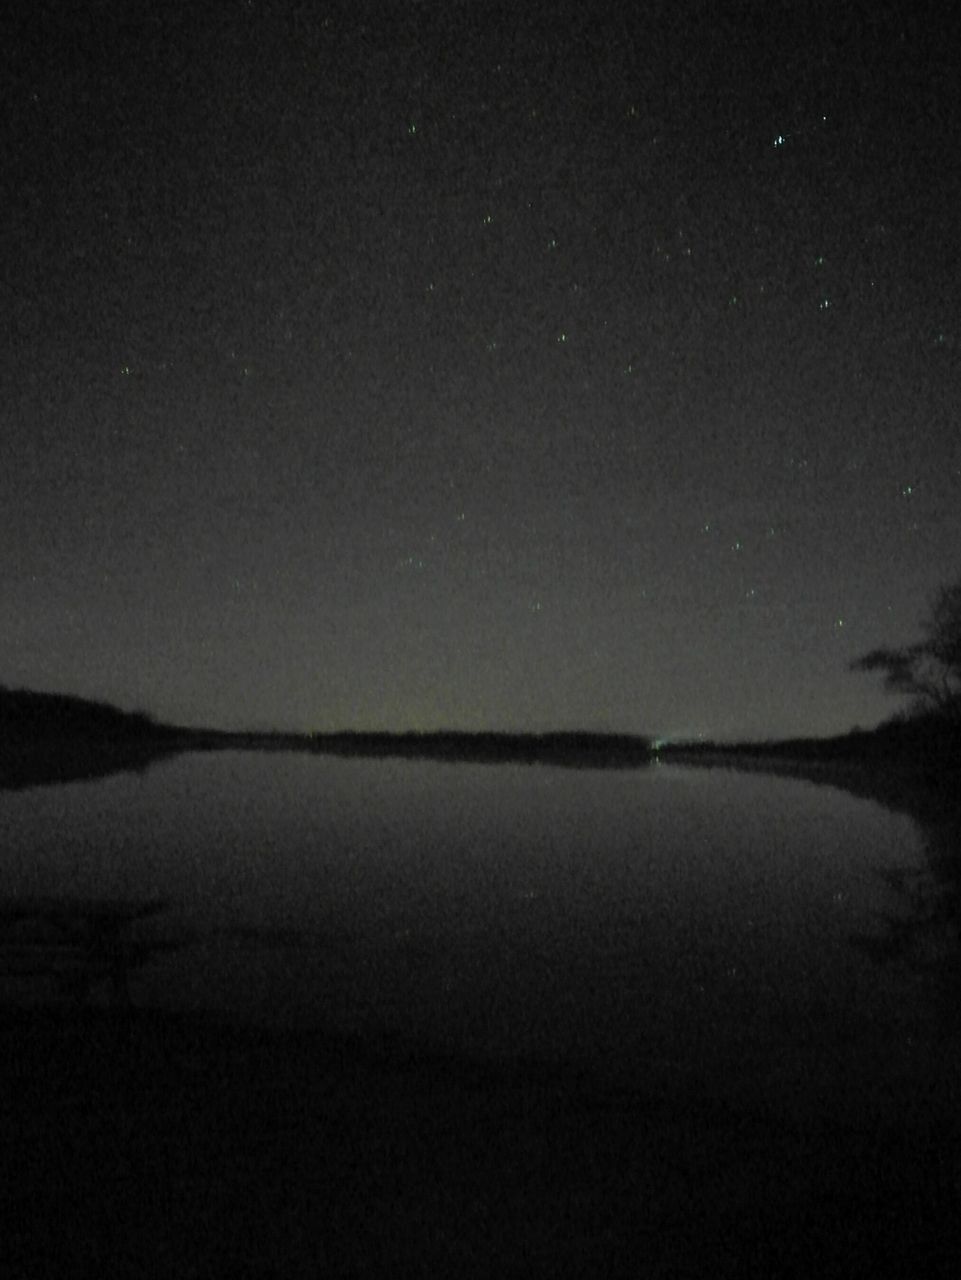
[2,580,959,1277]
[4,3,959,1275]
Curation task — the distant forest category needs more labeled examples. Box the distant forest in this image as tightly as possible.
[0,685,171,741]
[3,678,959,794]
[0,686,656,784]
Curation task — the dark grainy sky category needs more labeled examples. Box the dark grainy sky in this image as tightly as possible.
[2,0,959,736]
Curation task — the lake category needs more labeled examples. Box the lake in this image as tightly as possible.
[2,749,954,1130]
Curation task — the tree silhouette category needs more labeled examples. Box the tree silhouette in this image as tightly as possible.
[851,575,961,721]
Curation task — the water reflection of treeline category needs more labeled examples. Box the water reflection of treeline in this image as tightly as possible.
[1,686,184,789]
[661,719,961,1031]
[0,897,173,1010]
[3,686,959,1003]
[851,792,961,1030]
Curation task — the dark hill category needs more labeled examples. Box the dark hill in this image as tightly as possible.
[0,686,169,741]
[0,686,182,790]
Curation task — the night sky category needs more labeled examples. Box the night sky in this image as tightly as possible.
[3,1,959,738]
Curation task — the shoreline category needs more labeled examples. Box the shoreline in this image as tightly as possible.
[1,728,657,790]
[4,708,961,1273]
[657,744,961,825]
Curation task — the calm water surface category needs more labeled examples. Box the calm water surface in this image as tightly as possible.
[1,751,953,1122]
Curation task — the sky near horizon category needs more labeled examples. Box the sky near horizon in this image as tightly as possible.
[2,1,959,737]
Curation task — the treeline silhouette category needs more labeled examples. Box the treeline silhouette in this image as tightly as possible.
[1,685,655,786]
[301,730,653,767]
[659,710,961,768]
[0,686,172,741]
[0,685,182,790]
[5,671,960,795]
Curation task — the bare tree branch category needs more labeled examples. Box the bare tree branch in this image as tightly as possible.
[850,575,961,722]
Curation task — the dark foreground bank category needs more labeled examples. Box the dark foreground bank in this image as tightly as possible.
[3,1002,959,1280]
